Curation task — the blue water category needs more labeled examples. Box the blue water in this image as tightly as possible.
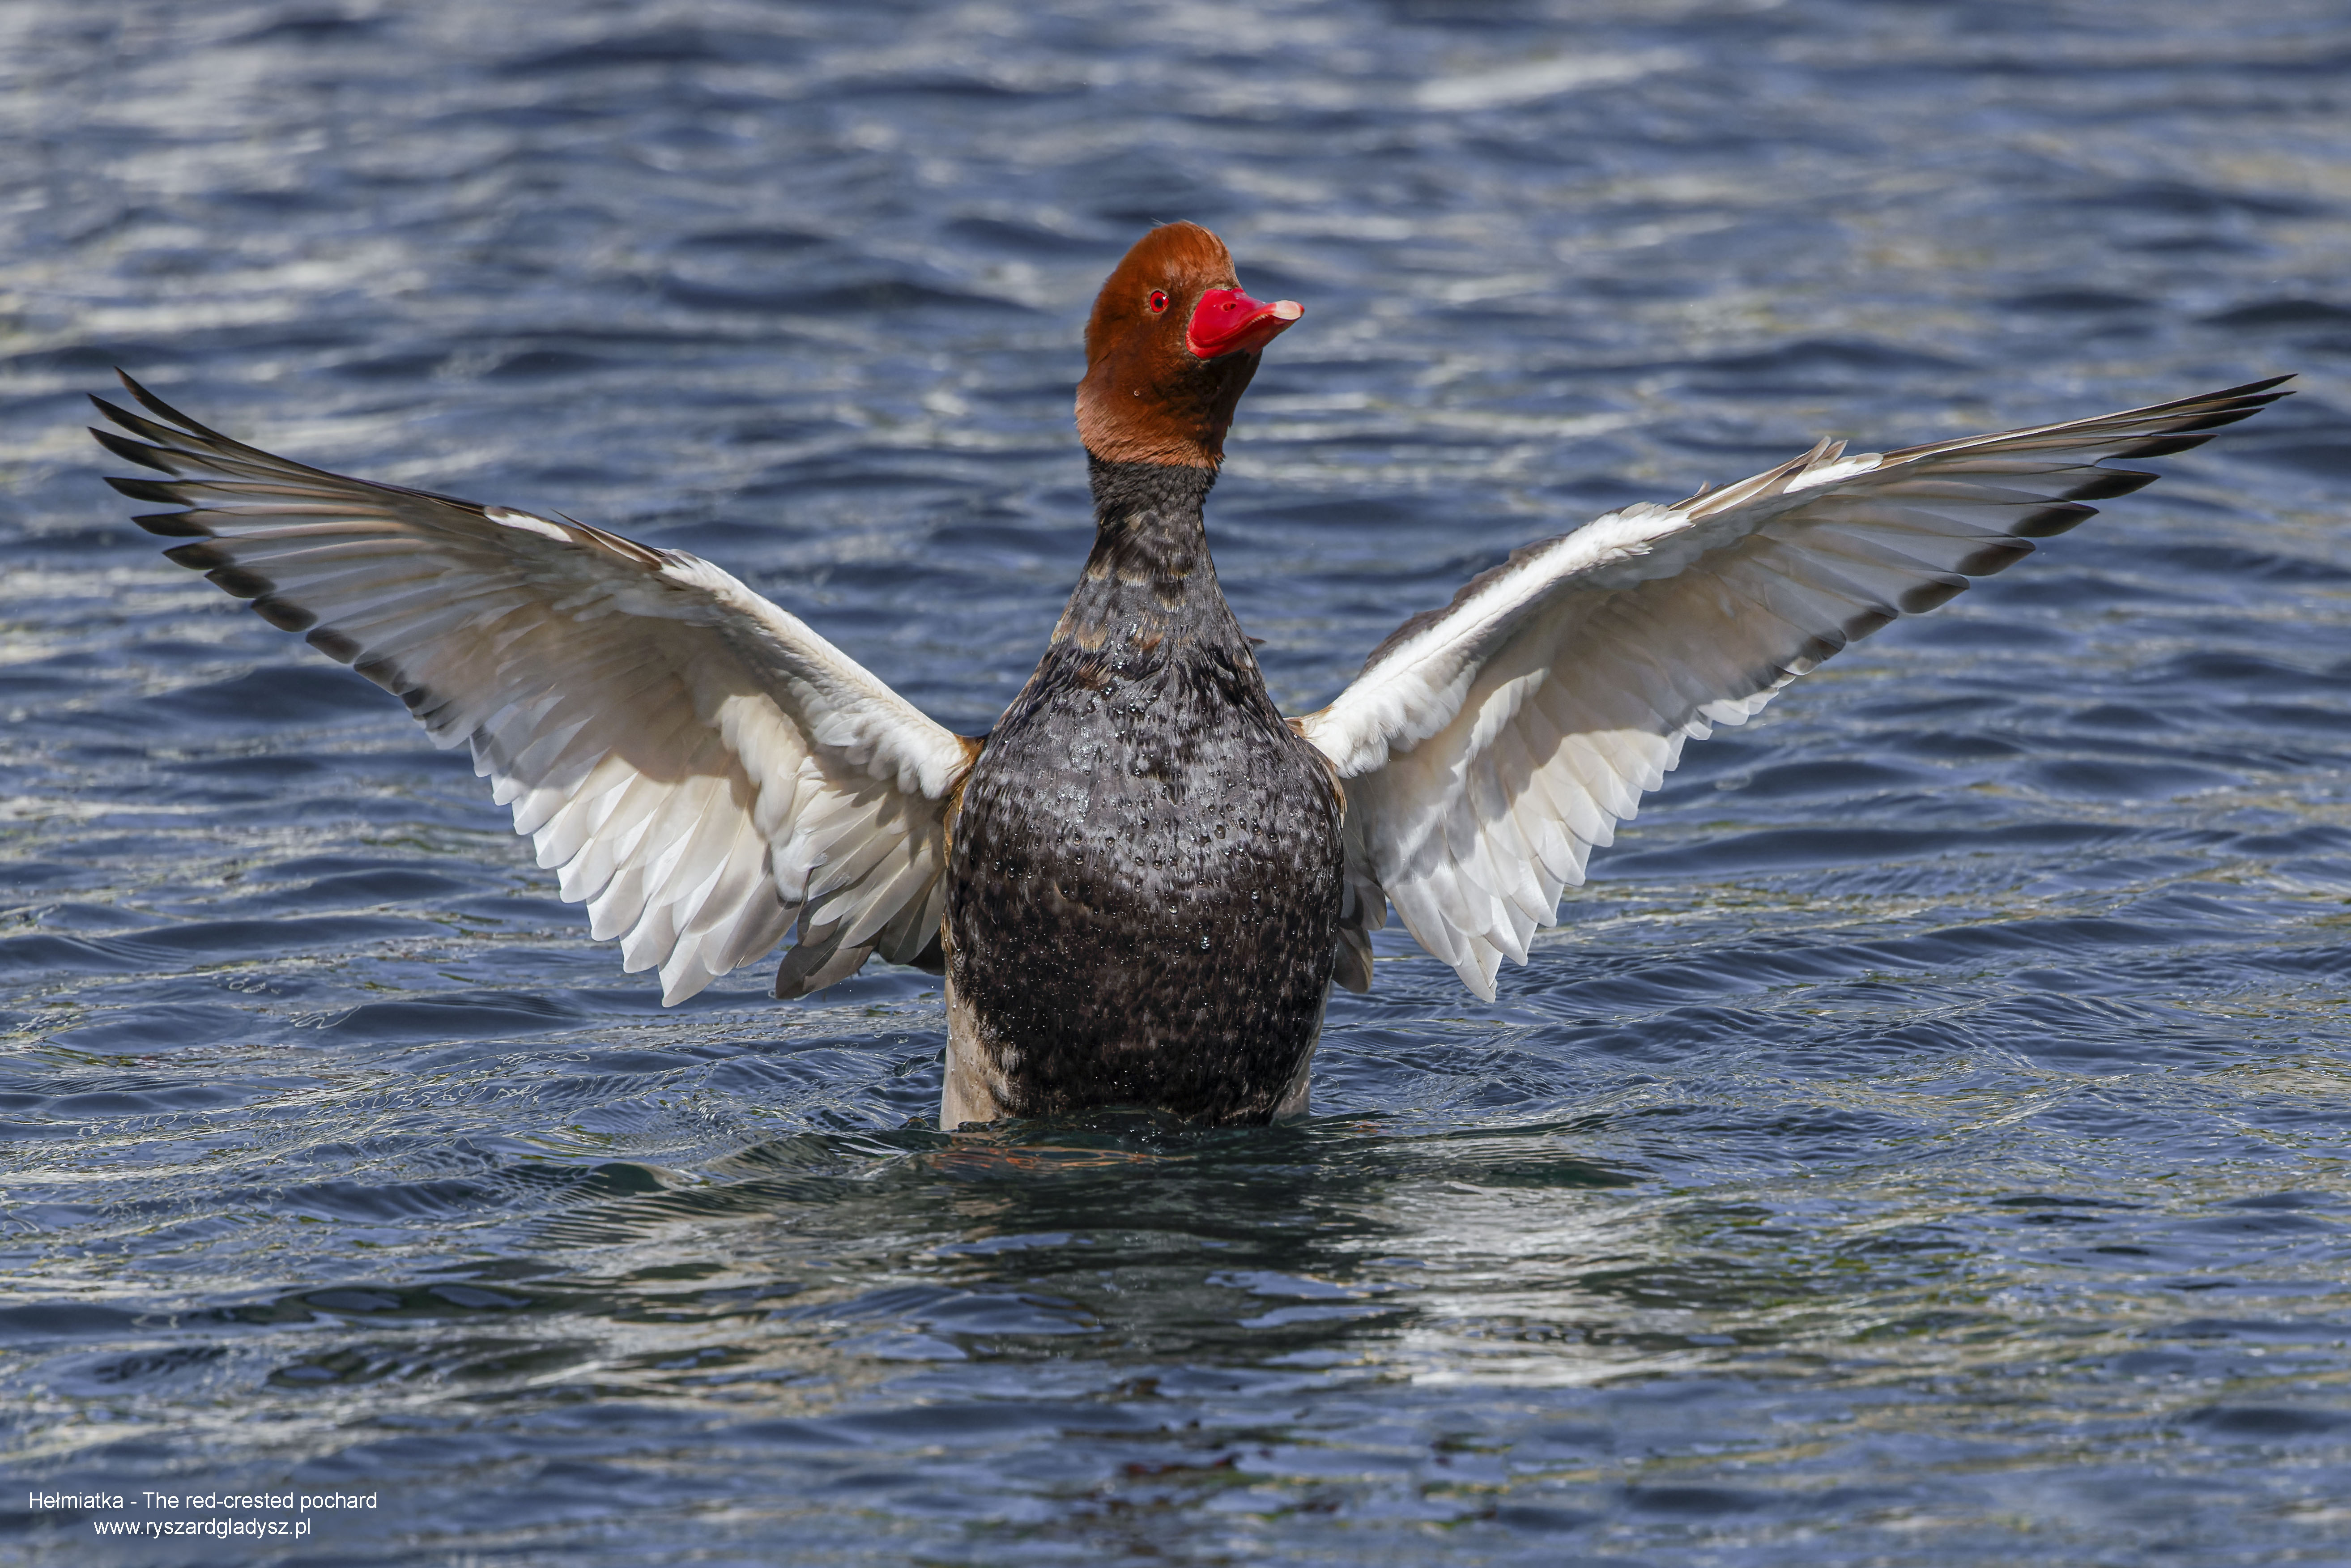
[5,2,2351,1563]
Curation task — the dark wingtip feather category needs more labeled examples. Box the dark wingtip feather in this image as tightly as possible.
[2064,468,2158,502]
[91,394,201,454]
[1956,538,2037,576]
[1896,575,1969,614]
[158,542,276,603]
[89,392,139,428]
[351,655,408,694]
[2013,501,2098,538]
[114,369,231,441]
[1778,627,1849,681]
[306,627,363,663]
[2161,401,2283,435]
[1887,376,2295,467]
[2109,433,2215,460]
[205,565,277,601]
[2207,372,2296,399]
[253,597,319,634]
[2108,375,2296,421]
[1842,605,1898,643]
[104,474,187,504]
[161,541,228,571]
[132,511,214,539]
[89,427,179,473]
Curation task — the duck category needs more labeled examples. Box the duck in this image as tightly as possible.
[91,222,2291,1128]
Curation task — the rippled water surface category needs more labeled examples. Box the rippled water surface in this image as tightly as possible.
[5,2,2351,1562]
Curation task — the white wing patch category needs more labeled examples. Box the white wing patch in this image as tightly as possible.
[94,374,973,1005]
[1302,379,2291,999]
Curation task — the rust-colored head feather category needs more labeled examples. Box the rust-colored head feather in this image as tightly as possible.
[1076,223,1287,469]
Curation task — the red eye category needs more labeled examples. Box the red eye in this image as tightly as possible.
[1147,290,1169,314]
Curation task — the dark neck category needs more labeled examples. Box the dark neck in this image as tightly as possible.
[1087,453,1215,565]
[1051,456,1243,652]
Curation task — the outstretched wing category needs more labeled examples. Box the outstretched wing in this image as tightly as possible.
[92,373,976,1004]
[1300,377,2292,999]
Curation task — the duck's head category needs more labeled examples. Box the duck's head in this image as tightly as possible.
[1076,222,1302,470]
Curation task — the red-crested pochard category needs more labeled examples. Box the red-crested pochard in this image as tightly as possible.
[92,222,2290,1126]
